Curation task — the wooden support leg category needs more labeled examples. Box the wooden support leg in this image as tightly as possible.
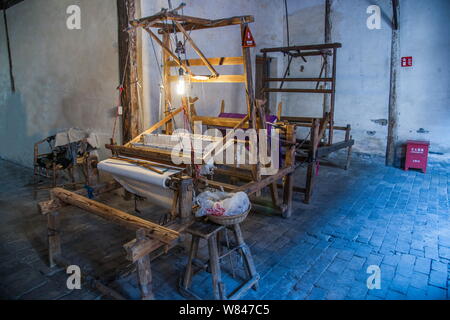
[208,234,225,300]
[304,162,316,204]
[269,182,280,207]
[182,235,200,290]
[231,224,259,291]
[282,125,296,218]
[136,229,155,300]
[47,211,61,268]
[345,125,352,170]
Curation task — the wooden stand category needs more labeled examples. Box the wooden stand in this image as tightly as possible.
[180,221,259,300]
[261,43,355,204]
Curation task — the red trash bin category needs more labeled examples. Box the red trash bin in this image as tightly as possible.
[405,140,430,173]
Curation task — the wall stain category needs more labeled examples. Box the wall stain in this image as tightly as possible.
[371,119,388,126]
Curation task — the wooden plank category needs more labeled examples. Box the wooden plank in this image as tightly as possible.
[265,78,333,82]
[39,181,122,215]
[235,165,296,196]
[124,220,191,263]
[191,116,250,129]
[198,177,239,192]
[261,43,342,53]
[51,188,179,244]
[167,56,244,67]
[263,88,333,94]
[169,74,246,83]
[106,144,195,164]
[317,140,355,158]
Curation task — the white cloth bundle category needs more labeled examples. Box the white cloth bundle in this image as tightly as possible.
[195,191,250,217]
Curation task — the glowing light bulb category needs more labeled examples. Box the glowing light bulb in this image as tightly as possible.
[176,68,186,95]
[176,76,186,95]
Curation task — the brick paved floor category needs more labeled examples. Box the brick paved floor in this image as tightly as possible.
[0,152,448,300]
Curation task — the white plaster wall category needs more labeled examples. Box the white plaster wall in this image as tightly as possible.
[397,0,450,158]
[0,0,119,167]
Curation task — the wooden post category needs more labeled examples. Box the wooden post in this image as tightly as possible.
[282,125,296,218]
[323,0,332,121]
[328,47,337,145]
[305,119,320,204]
[162,32,174,134]
[179,176,193,223]
[47,211,61,268]
[136,229,154,300]
[3,8,15,92]
[240,21,260,186]
[345,124,353,170]
[386,0,400,166]
[117,0,140,143]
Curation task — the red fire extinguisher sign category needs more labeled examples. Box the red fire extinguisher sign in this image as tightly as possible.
[242,26,256,48]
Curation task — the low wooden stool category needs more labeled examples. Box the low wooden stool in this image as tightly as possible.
[180,221,260,300]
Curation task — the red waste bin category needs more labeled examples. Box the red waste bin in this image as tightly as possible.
[405,140,429,173]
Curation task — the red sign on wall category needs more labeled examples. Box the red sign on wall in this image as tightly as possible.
[401,56,413,67]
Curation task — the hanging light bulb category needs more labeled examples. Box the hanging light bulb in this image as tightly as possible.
[176,68,186,95]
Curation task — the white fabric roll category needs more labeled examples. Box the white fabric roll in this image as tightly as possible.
[98,158,181,209]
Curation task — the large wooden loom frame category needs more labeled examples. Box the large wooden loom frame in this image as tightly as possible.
[38,7,299,300]
[260,43,355,204]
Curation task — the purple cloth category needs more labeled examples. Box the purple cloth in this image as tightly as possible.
[218,113,278,133]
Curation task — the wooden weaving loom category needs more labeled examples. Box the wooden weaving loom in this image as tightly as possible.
[38,5,299,300]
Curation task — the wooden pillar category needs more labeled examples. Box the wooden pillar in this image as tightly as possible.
[305,119,320,204]
[323,0,332,120]
[117,0,140,143]
[345,124,353,170]
[241,22,260,186]
[162,32,174,134]
[47,211,61,268]
[328,47,337,145]
[136,229,154,300]
[282,125,296,218]
[386,0,400,166]
[3,8,15,92]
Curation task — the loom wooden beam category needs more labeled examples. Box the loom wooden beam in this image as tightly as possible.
[263,88,333,94]
[50,188,180,244]
[144,28,192,75]
[191,116,250,129]
[38,180,122,215]
[167,56,244,67]
[261,43,342,53]
[124,220,191,263]
[126,106,185,146]
[264,78,333,82]
[235,165,296,196]
[155,15,255,34]
[169,75,246,83]
[174,21,219,78]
